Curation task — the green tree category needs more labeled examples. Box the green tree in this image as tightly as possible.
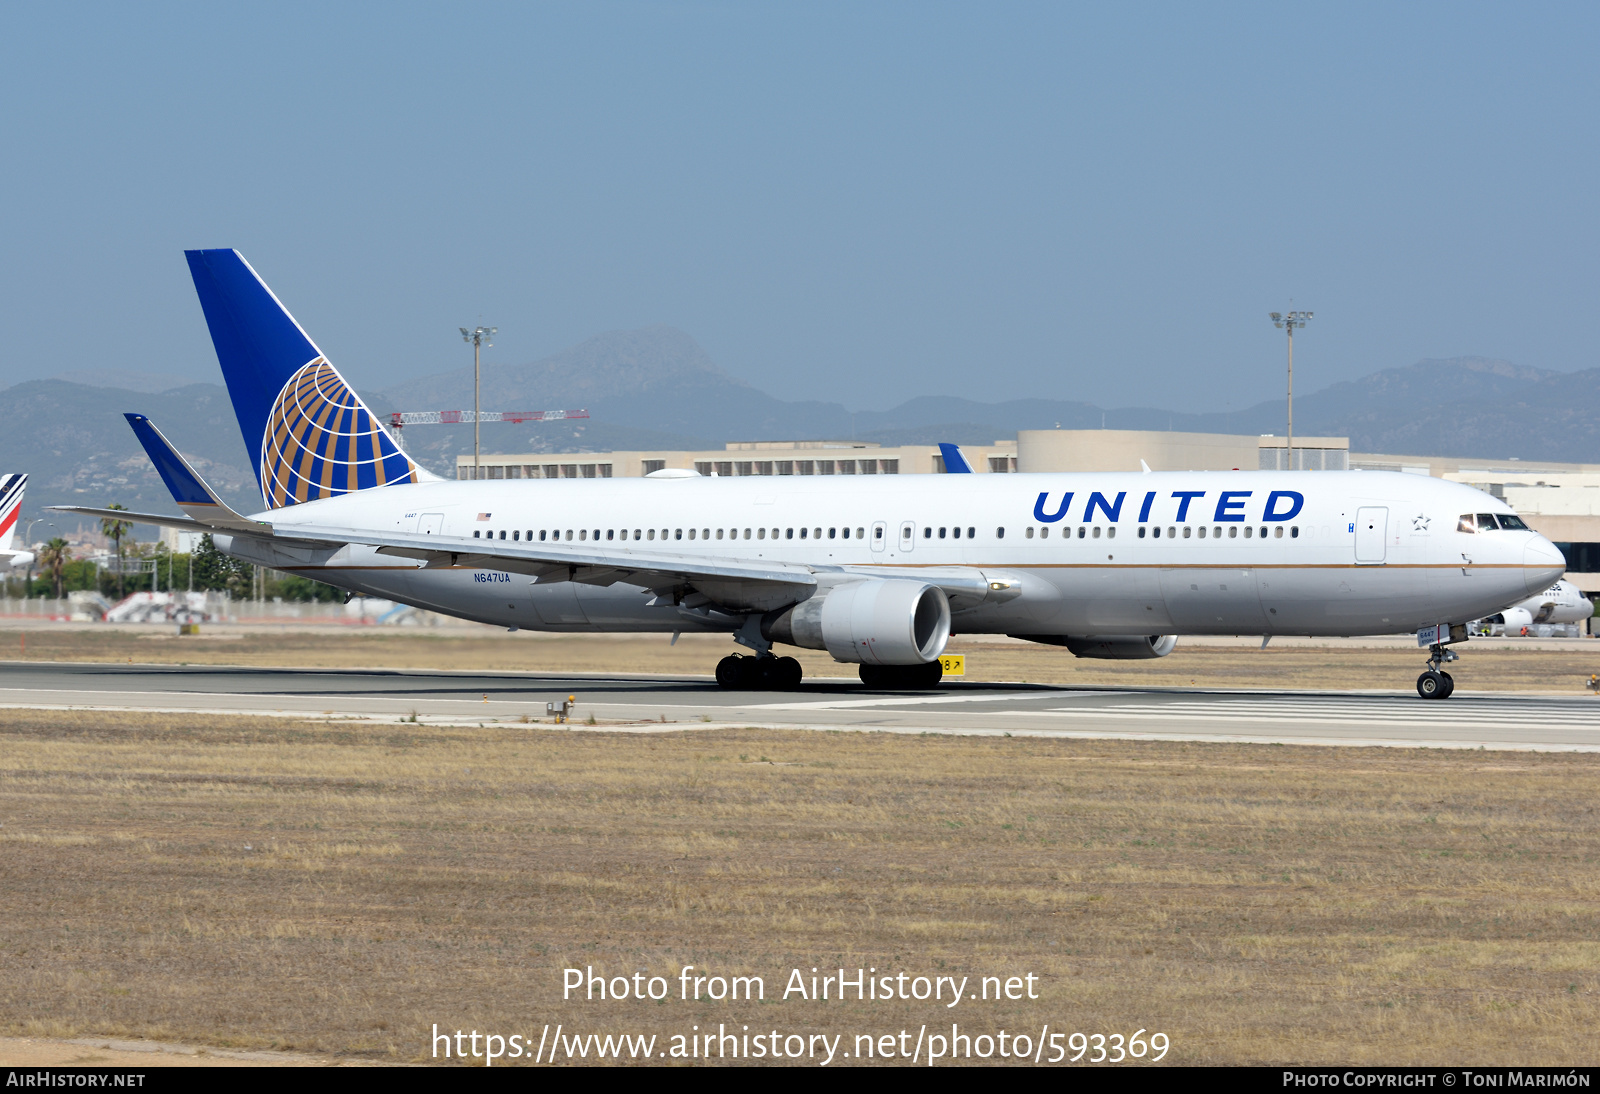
[99,503,133,599]
[191,534,252,597]
[36,538,70,599]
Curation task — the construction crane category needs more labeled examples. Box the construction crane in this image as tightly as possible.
[387,408,589,447]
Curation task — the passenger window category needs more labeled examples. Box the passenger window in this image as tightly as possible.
[1107,527,1115,539]
[1167,527,1175,538]
[856,527,864,538]
[1077,527,1086,540]
[1197,526,1206,539]
[1041,527,1049,539]
[607,529,614,540]
[939,527,947,539]
[924,527,932,539]
[771,528,778,539]
[539,530,547,541]
[675,529,683,540]
[1182,526,1191,539]
[1228,527,1237,539]
[996,527,1005,539]
[875,526,884,539]
[513,530,520,541]
[787,528,795,539]
[1092,527,1101,539]
[1259,527,1266,538]
[1274,526,1284,538]
[1213,526,1221,538]
[1291,526,1299,538]
[473,530,481,538]
[1243,527,1252,539]
[968,527,975,538]
[829,528,836,539]
[579,530,587,541]
[758,528,766,539]
[1026,527,1034,539]
[813,528,821,539]
[799,528,806,539]
[647,529,655,540]
[716,529,724,540]
[745,528,752,539]
[1139,527,1147,539]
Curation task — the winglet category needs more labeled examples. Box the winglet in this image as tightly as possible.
[937,443,975,473]
[1140,459,1152,474]
[123,414,270,532]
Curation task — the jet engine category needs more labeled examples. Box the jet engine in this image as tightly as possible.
[1500,607,1534,633]
[762,579,951,665]
[3,551,34,571]
[1010,634,1178,659]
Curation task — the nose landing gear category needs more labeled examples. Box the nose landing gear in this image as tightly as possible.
[1416,642,1459,700]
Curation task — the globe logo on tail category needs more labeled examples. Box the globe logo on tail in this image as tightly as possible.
[260,359,418,509]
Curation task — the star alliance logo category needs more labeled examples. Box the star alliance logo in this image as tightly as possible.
[1412,514,1432,532]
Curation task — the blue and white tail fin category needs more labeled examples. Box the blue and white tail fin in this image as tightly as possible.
[185,249,432,510]
[937,443,975,473]
[124,414,269,532]
[0,473,25,551]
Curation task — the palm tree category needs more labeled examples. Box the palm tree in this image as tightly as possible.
[100,503,133,599]
[36,538,70,600]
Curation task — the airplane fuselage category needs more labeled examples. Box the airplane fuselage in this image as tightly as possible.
[219,470,1566,640]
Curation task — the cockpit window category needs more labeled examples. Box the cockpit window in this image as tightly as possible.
[1458,514,1477,533]
[1497,513,1529,530]
[1476,513,1500,531]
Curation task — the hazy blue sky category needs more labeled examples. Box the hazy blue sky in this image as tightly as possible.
[1,2,1595,413]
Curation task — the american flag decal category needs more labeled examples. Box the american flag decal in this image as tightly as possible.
[477,513,492,520]
[260,359,419,510]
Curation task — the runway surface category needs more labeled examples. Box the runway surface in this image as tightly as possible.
[4,660,1599,752]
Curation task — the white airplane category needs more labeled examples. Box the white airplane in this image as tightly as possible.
[1481,578,1593,635]
[54,250,1567,700]
[0,474,33,572]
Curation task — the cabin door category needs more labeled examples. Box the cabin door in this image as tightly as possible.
[1355,507,1388,564]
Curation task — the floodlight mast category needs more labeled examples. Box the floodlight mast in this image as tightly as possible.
[1269,310,1312,469]
[460,325,497,476]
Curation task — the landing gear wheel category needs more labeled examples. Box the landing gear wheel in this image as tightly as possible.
[1438,671,1454,699]
[716,655,752,689]
[773,656,803,690]
[1417,670,1448,700]
[858,661,944,690]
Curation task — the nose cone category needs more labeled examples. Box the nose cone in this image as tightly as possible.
[1524,537,1567,595]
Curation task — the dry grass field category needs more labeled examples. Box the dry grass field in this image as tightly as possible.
[3,625,1599,693]
[3,707,1599,1065]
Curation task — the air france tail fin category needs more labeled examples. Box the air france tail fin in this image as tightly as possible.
[937,443,975,473]
[0,473,25,551]
[184,249,431,509]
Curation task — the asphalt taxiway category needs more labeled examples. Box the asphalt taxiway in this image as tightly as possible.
[3,660,1598,752]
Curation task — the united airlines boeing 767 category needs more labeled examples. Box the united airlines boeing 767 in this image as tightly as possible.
[53,250,1567,698]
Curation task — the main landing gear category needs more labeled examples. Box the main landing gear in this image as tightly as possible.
[716,654,803,691]
[1416,642,1459,700]
[858,661,944,690]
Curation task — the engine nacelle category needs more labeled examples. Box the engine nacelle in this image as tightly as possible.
[1011,633,1178,659]
[1501,607,1534,632]
[763,579,951,665]
[3,551,34,571]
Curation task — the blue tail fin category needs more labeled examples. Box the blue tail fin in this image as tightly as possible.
[184,249,425,509]
[937,443,974,473]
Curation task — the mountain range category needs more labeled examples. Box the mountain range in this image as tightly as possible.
[4,324,1596,539]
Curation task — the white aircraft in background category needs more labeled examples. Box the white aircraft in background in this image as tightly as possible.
[1479,578,1593,636]
[54,250,1567,699]
[0,474,33,572]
